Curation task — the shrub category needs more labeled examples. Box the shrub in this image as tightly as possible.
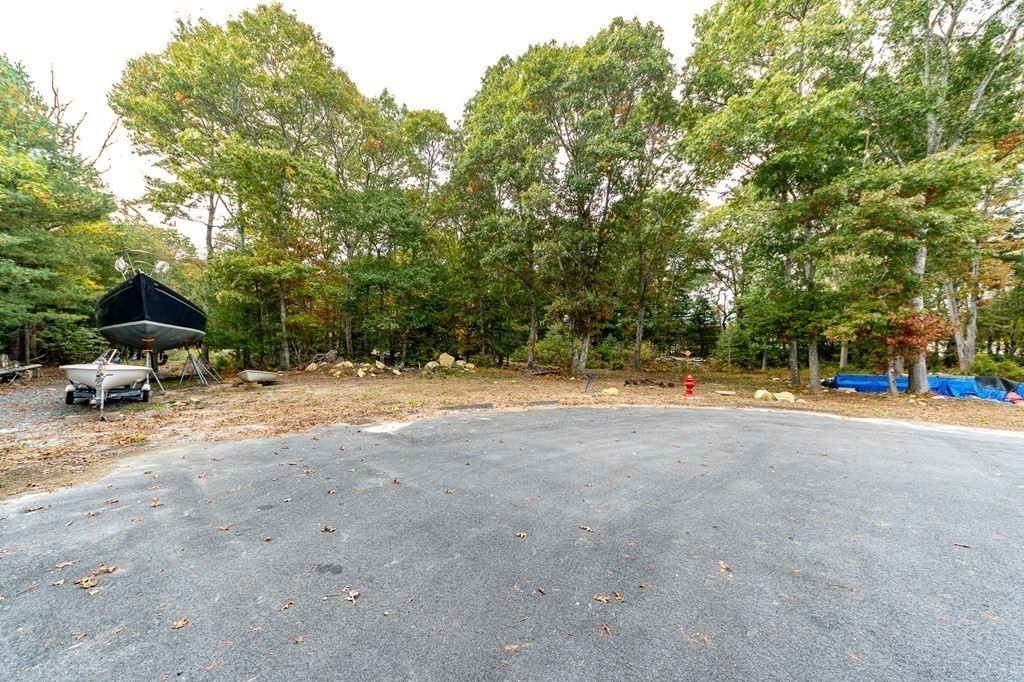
[35,316,109,364]
[971,353,1024,382]
[468,353,495,368]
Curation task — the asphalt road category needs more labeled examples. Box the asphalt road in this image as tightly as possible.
[1,407,1021,681]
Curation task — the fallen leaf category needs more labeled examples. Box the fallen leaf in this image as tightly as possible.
[105,499,118,505]
[150,497,163,508]
[952,543,972,549]
[303,469,316,475]
[592,595,610,603]
[294,635,304,644]
[322,526,336,533]
[85,511,101,517]
[54,560,78,569]
[23,506,42,513]
[639,583,647,589]
[210,457,223,462]
[383,611,390,617]
[282,600,295,611]
[131,517,142,522]
[446,490,453,494]
[52,578,66,586]
[579,525,593,533]
[537,588,545,595]
[392,478,400,484]
[172,616,188,629]
[264,537,273,542]
[600,623,612,636]
[218,525,230,531]
[614,592,625,603]
[327,490,337,495]
[283,498,292,503]
[718,561,732,573]
[515,532,528,538]
[681,629,709,645]
[73,629,87,640]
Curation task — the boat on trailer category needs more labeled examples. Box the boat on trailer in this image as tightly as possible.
[62,349,153,407]
[62,261,212,409]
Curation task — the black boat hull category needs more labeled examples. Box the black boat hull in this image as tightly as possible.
[96,273,206,352]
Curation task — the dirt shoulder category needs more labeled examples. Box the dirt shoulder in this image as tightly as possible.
[2,364,1022,501]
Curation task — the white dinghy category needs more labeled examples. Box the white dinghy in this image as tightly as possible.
[237,369,279,384]
[61,349,154,408]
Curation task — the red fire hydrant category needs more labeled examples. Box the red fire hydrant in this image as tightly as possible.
[684,375,696,397]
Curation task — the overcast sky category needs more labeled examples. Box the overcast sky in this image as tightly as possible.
[2,0,714,244]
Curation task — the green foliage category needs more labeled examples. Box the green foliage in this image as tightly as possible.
[971,353,1024,382]
[713,325,757,369]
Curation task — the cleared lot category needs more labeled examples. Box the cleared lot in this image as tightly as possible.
[1,407,1021,680]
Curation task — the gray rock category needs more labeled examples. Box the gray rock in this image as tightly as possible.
[438,353,455,368]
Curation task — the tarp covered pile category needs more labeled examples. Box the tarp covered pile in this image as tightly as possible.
[828,374,1023,403]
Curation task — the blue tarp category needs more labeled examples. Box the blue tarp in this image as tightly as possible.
[833,374,1010,402]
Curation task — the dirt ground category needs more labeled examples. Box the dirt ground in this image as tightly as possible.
[2,362,1022,501]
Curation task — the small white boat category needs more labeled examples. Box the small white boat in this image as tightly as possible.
[61,363,151,391]
[237,369,279,384]
[61,350,154,407]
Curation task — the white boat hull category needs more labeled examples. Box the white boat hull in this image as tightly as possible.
[61,363,151,390]
[238,370,279,384]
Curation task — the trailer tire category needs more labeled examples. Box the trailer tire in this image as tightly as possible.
[141,389,150,403]
[65,391,75,405]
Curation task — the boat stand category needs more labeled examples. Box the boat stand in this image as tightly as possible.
[178,347,221,386]
[142,348,166,395]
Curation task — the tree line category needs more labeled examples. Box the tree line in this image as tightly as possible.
[3,1,1022,389]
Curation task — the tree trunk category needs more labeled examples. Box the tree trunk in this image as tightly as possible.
[807,334,820,393]
[788,339,799,387]
[943,280,968,371]
[895,356,905,375]
[633,300,645,372]
[965,256,979,370]
[343,275,353,358]
[761,346,768,371]
[572,334,592,377]
[278,282,290,370]
[907,244,930,393]
[886,351,899,397]
[526,300,537,368]
[839,340,848,369]
[205,192,216,255]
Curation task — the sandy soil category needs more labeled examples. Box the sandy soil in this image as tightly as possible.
[2,363,1022,501]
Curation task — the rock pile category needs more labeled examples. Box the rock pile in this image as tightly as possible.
[422,353,475,373]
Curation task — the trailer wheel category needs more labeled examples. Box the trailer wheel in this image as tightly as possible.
[141,389,150,403]
[65,391,75,405]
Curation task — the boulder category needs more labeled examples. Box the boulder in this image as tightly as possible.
[305,363,318,372]
[340,360,354,369]
[424,361,439,370]
[455,360,467,367]
[773,391,796,403]
[601,387,620,396]
[357,369,366,378]
[375,360,386,370]
[465,363,475,370]
[715,390,737,396]
[323,350,338,363]
[754,389,774,401]
[438,353,455,368]
[392,368,401,376]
